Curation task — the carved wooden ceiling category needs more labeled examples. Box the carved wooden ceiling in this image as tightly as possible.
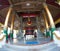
[0,0,60,29]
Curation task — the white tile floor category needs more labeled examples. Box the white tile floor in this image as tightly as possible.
[0,28,60,51]
[0,42,60,51]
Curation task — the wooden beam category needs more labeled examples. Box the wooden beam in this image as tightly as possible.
[17,9,41,12]
[8,0,13,5]
[55,18,60,24]
[8,0,20,22]
[14,1,42,5]
[4,7,12,27]
[43,11,49,29]
[11,14,15,30]
[43,3,55,28]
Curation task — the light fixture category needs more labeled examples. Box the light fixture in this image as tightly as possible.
[26,3,30,6]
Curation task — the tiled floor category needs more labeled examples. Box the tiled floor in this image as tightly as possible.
[0,42,60,51]
[12,30,51,45]
[0,29,60,51]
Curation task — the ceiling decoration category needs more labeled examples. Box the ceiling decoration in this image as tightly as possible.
[27,17,32,26]
[0,15,5,23]
[0,0,9,5]
[54,13,60,21]
[46,0,60,7]
[0,0,60,29]
[0,0,60,11]
[0,0,9,10]
[19,13,38,18]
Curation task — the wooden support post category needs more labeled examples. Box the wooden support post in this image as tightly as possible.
[43,11,50,37]
[3,6,12,43]
[36,16,39,29]
[43,3,55,40]
[10,13,15,39]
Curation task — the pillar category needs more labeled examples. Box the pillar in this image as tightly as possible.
[43,11,50,37]
[36,16,39,30]
[20,16,23,33]
[43,3,55,40]
[10,13,15,39]
[3,6,12,42]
